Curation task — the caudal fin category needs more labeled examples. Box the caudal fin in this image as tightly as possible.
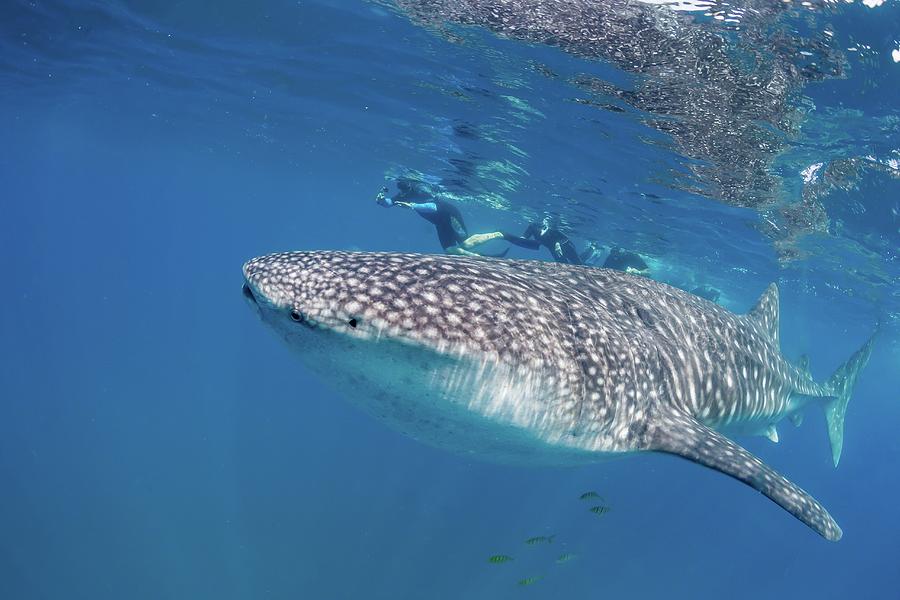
[823,332,877,467]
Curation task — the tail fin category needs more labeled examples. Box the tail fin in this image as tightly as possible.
[823,332,877,466]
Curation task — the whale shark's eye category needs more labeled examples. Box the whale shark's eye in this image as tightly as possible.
[348,318,358,328]
[290,310,304,323]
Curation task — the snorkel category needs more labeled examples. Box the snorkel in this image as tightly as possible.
[540,216,552,237]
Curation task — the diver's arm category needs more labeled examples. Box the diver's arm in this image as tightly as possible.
[502,233,542,251]
[376,183,438,213]
[396,201,439,215]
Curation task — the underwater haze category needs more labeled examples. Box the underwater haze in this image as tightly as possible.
[1,0,899,598]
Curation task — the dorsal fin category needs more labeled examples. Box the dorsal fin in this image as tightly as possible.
[747,283,780,346]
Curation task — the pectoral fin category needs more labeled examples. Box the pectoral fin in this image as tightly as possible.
[646,409,841,541]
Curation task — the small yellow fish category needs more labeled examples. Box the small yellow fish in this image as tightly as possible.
[556,553,577,564]
[589,505,611,516]
[488,554,514,564]
[518,576,542,586]
[579,491,605,501]
[524,535,555,545]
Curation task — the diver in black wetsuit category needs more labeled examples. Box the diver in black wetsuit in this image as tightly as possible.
[579,241,652,276]
[691,284,721,303]
[500,217,584,264]
[376,181,510,257]
[578,241,605,266]
[603,246,650,275]
[377,180,616,266]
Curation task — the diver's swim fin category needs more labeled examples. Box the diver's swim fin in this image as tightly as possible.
[647,408,841,541]
[480,248,509,258]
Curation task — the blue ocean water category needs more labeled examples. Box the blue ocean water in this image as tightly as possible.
[1,0,899,598]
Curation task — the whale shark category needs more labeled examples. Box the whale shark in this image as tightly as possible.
[242,251,874,541]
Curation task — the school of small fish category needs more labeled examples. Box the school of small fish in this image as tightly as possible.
[486,490,612,587]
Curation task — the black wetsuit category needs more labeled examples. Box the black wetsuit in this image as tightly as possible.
[578,244,604,266]
[393,180,469,250]
[692,284,721,303]
[603,246,649,272]
[413,200,469,251]
[504,223,583,264]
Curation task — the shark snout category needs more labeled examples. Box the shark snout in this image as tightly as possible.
[241,257,298,311]
[242,258,278,309]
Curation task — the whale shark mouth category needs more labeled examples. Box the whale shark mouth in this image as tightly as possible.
[242,282,258,306]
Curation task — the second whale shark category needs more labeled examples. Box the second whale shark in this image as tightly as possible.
[242,251,874,541]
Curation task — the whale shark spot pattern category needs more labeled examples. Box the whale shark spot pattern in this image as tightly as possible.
[648,408,841,541]
[243,251,873,541]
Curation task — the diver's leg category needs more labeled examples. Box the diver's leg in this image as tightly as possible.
[460,231,505,249]
[446,245,482,257]
[559,240,582,264]
[579,245,594,264]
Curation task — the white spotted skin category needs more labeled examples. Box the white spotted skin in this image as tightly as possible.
[243,251,660,463]
[635,280,830,438]
[243,251,825,458]
[243,251,851,540]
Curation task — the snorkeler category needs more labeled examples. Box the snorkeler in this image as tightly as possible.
[377,181,614,266]
[578,241,605,266]
[579,242,652,276]
[376,181,510,257]
[501,217,584,264]
[602,246,650,276]
[691,284,722,303]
